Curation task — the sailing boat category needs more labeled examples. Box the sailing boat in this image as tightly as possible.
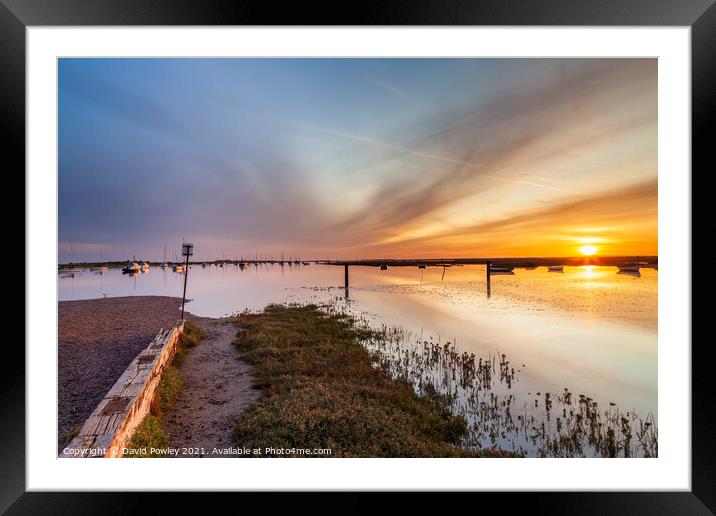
[91,244,109,272]
[160,244,169,269]
[122,261,141,274]
[61,238,82,273]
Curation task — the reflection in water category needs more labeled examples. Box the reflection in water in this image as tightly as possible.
[59,263,657,451]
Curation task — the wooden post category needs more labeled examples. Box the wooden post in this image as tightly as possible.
[486,260,491,298]
[180,253,190,319]
[344,264,349,299]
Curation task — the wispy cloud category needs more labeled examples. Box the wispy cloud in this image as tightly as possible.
[58,58,657,260]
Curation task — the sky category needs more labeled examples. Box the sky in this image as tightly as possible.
[58,58,657,262]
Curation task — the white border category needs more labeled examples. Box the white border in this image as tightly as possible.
[27,27,691,491]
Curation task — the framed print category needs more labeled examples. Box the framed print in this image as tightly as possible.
[5,0,712,512]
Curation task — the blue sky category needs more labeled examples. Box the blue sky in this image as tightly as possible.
[59,58,657,262]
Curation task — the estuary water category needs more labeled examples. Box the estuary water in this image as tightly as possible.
[59,263,657,454]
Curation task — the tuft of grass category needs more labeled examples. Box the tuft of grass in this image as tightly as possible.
[183,320,205,348]
[58,425,81,446]
[231,304,504,457]
[151,366,183,417]
[124,415,168,457]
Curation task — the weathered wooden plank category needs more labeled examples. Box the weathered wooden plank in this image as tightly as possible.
[62,320,185,458]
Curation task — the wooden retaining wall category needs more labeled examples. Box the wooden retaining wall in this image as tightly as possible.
[62,321,185,458]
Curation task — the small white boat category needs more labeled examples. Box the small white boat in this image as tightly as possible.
[122,262,141,274]
[141,262,150,272]
[173,264,186,273]
[60,268,82,273]
[548,265,564,272]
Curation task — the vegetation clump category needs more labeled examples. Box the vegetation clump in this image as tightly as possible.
[124,415,169,457]
[231,304,504,457]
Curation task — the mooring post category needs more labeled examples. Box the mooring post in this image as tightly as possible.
[486,260,491,298]
[344,264,350,299]
[180,242,194,320]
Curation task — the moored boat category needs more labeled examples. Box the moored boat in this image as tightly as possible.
[489,265,515,273]
[547,265,564,272]
[617,269,641,278]
[617,263,640,272]
[122,262,141,274]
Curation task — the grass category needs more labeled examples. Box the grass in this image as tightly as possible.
[58,425,81,446]
[124,320,205,457]
[231,304,505,457]
[124,415,168,457]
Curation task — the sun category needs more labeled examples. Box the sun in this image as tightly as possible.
[579,244,597,256]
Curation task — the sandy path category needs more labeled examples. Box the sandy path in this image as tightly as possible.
[164,319,260,457]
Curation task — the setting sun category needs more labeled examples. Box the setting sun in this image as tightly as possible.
[579,244,597,256]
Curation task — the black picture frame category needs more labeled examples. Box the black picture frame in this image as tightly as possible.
[4,0,711,513]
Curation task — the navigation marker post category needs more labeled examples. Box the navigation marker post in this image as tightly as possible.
[180,242,193,320]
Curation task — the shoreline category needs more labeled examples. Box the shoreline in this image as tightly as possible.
[58,296,210,443]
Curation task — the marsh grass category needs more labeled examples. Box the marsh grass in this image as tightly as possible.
[362,321,658,458]
[231,304,506,457]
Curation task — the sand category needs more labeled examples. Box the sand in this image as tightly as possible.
[162,320,261,456]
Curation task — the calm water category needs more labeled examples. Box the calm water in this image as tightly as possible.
[59,263,657,450]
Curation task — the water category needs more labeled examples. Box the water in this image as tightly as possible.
[59,263,657,455]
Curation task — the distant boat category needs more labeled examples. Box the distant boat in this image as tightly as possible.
[161,244,169,269]
[122,262,141,274]
[490,270,515,276]
[141,262,150,272]
[59,273,74,278]
[617,263,640,272]
[380,264,388,271]
[548,265,564,272]
[617,270,641,278]
[91,244,109,271]
[60,267,82,273]
[489,265,515,273]
[302,261,310,265]
[173,264,186,273]
[417,264,426,269]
